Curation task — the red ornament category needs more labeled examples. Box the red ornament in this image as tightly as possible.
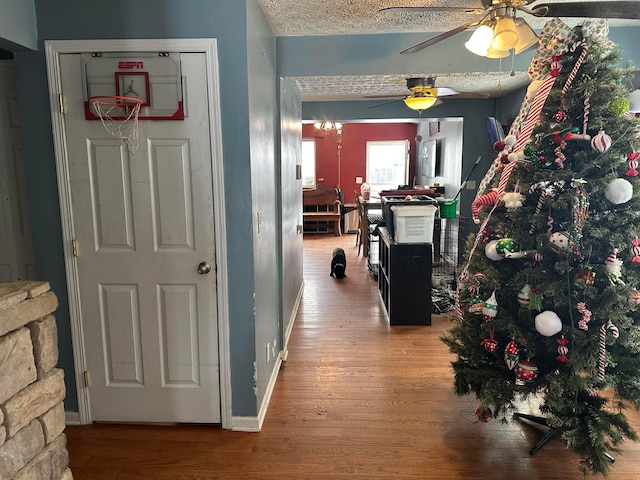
[475,405,493,422]
[627,152,639,177]
[514,360,539,383]
[504,339,519,370]
[556,336,569,362]
[493,140,506,152]
[500,153,510,164]
[481,325,498,352]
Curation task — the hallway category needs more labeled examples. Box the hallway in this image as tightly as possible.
[65,233,640,479]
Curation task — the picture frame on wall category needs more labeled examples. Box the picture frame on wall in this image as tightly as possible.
[429,121,440,136]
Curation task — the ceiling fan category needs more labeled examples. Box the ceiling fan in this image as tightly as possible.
[381,1,640,55]
[368,77,490,111]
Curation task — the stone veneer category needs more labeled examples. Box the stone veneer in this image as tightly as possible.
[0,281,73,480]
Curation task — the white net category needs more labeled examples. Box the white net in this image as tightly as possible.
[89,96,142,156]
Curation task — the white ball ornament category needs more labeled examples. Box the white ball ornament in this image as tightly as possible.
[605,178,633,205]
[504,134,517,147]
[485,240,504,261]
[535,310,563,337]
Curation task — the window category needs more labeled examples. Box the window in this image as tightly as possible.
[301,139,316,186]
[365,140,409,196]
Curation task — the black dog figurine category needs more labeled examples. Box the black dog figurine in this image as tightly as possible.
[330,247,347,279]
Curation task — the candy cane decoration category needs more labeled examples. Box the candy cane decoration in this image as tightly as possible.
[563,41,588,95]
[583,97,590,136]
[598,320,620,379]
[530,186,552,234]
[577,302,592,330]
[632,238,640,263]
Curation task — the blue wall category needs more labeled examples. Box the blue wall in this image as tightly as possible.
[15,0,264,416]
[0,0,37,50]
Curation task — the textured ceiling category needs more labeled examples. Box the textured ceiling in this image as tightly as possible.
[258,0,640,101]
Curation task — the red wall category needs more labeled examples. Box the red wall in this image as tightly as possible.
[302,122,418,204]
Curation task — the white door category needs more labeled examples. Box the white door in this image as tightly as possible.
[60,52,221,422]
[0,62,35,281]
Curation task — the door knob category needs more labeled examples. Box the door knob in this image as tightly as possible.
[197,261,211,274]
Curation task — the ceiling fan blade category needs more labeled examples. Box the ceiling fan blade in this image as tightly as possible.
[367,98,405,109]
[401,20,480,54]
[446,92,491,99]
[364,94,407,99]
[530,1,640,19]
[380,7,484,14]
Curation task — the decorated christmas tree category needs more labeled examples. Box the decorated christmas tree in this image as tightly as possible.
[442,19,640,476]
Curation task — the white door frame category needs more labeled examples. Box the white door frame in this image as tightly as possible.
[44,39,231,428]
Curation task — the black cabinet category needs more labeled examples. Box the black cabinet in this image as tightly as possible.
[378,227,432,326]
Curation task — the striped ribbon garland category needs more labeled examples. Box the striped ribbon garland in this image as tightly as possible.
[496,73,558,196]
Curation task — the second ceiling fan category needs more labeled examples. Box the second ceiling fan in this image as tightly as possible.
[369,77,489,112]
[381,1,640,56]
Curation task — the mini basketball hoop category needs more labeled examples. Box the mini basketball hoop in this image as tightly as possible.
[89,95,143,155]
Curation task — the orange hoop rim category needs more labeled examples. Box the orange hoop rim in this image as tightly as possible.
[89,95,143,107]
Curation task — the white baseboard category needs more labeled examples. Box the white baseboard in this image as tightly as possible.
[65,410,81,426]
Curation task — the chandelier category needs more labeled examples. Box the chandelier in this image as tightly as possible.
[314,121,343,132]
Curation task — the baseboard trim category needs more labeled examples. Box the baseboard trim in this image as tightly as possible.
[65,410,81,426]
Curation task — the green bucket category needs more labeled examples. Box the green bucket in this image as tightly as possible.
[438,199,458,219]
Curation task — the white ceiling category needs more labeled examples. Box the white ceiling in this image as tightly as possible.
[258,0,640,101]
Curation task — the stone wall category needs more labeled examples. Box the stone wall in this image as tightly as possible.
[0,281,73,480]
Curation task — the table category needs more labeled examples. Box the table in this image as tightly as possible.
[357,196,382,258]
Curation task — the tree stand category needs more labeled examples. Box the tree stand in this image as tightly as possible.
[514,413,615,462]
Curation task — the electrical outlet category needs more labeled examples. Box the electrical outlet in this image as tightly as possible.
[356,176,363,184]
[466,180,476,189]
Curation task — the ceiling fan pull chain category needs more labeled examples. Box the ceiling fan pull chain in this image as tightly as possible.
[510,50,516,77]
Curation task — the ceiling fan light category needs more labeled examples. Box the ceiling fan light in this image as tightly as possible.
[486,45,510,58]
[514,18,539,54]
[465,24,494,56]
[404,95,437,111]
[492,17,518,51]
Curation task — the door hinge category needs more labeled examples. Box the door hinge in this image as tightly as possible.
[72,239,78,257]
[83,370,91,387]
[58,94,65,114]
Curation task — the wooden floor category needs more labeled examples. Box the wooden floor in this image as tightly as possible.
[66,234,640,479]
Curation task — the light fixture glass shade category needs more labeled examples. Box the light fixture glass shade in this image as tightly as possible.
[486,45,510,58]
[628,89,640,113]
[465,24,494,56]
[514,18,539,54]
[492,17,518,51]
[404,95,438,111]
